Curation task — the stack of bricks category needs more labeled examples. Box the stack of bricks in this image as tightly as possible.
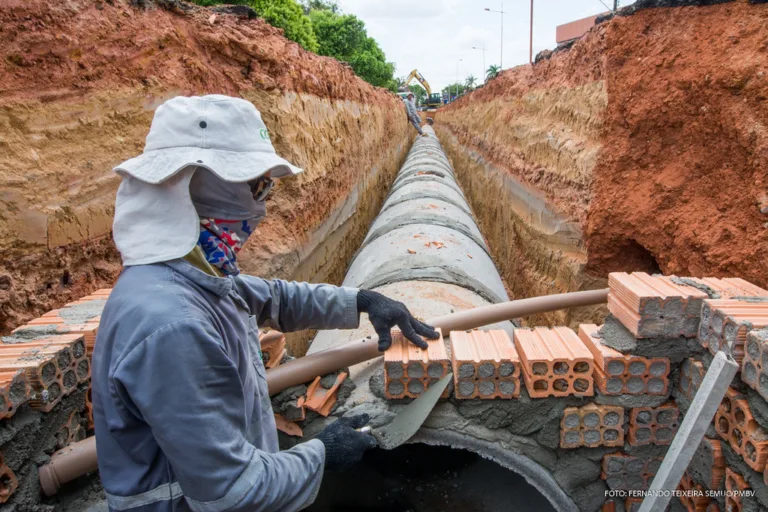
[579,324,670,395]
[0,334,87,413]
[384,329,450,399]
[690,437,726,491]
[741,328,768,400]
[607,272,708,338]
[715,388,768,473]
[628,403,680,446]
[699,300,768,363]
[513,326,594,398]
[560,403,624,448]
[601,453,661,491]
[449,330,520,399]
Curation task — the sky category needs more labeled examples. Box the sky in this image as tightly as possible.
[336,0,637,92]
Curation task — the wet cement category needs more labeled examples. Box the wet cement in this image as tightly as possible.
[598,316,704,363]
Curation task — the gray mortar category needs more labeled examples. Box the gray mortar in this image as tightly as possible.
[458,381,476,397]
[584,430,601,445]
[746,388,768,431]
[648,377,665,394]
[688,436,725,491]
[478,363,495,378]
[595,390,669,408]
[455,387,585,434]
[368,369,387,400]
[583,412,600,427]
[598,315,703,363]
[0,386,90,512]
[732,296,768,303]
[458,363,475,378]
[535,419,562,450]
[407,362,424,378]
[478,381,495,396]
[58,300,106,324]
[552,452,601,493]
[385,362,403,380]
[719,440,768,509]
[605,377,624,394]
[568,479,608,512]
[604,411,621,426]
[499,362,515,377]
[407,379,424,394]
[498,380,516,395]
[2,325,66,344]
[427,362,444,378]
[628,361,645,375]
[388,380,405,396]
[607,360,625,375]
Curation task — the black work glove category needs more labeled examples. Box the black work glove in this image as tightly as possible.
[357,289,440,351]
[315,414,377,472]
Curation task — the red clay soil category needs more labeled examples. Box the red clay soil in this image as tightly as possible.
[445,0,768,288]
[0,0,403,335]
[586,0,768,286]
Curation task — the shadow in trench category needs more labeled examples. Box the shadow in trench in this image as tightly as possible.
[307,444,557,512]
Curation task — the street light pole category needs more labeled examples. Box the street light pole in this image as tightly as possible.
[472,45,486,82]
[484,2,504,70]
[529,0,534,64]
[455,58,463,100]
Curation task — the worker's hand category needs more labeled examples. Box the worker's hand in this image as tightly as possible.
[315,414,377,472]
[357,289,439,351]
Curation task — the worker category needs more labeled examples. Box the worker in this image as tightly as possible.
[404,92,426,136]
[91,95,439,512]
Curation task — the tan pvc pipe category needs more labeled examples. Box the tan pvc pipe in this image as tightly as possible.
[37,288,608,494]
[38,435,96,496]
[267,288,609,395]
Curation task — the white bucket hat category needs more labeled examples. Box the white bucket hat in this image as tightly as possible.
[112,95,303,266]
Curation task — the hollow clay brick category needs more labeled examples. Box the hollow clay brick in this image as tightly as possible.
[678,471,712,512]
[384,328,449,399]
[0,334,84,396]
[726,467,749,512]
[274,414,303,437]
[0,371,29,420]
[450,329,520,399]
[27,375,64,413]
[580,324,669,395]
[628,402,680,446]
[699,300,768,364]
[0,460,18,504]
[304,372,348,417]
[514,326,594,398]
[687,277,768,299]
[259,330,287,370]
[715,387,768,472]
[560,403,624,448]
[692,437,726,490]
[601,453,661,491]
[608,272,707,338]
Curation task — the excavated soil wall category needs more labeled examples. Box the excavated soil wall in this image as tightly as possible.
[0,0,412,354]
[437,0,768,327]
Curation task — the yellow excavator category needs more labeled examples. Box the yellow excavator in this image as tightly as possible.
[399,69,443,109]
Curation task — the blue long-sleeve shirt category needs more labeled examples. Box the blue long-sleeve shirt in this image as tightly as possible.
[91,259,360,511]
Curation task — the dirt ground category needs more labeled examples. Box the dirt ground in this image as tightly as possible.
[0,0,409,335]
[439,0,768,289]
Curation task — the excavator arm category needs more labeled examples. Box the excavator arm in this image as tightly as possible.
[404,69,442,108]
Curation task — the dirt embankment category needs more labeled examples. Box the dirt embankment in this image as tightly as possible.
[0,0,411,340]
[437,0,768,325]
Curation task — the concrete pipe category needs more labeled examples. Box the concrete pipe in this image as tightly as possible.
[306,127,586,511]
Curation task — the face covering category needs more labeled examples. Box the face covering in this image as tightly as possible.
[189,168,267,276]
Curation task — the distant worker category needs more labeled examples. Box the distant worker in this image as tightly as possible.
[92,95,439,511]
[404,92,426,136]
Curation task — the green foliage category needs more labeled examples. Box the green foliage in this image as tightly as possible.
[442,82,469,98]
[309,7,396,90]
[486,64,501,81]
[465,74,477,89]
[251,0,318,52]
[408,84,426,105]
[189,0,396,90]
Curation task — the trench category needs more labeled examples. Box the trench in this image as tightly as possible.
[305,127,581,511]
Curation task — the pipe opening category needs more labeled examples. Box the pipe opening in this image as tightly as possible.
[306,444,556,512]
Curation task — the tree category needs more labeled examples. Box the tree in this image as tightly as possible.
[301,0,338,13]
[442,82,468,98]
[465,74,477,89]
[486,64,501,81]
[408,84,427,105]
[251,0,318,52]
